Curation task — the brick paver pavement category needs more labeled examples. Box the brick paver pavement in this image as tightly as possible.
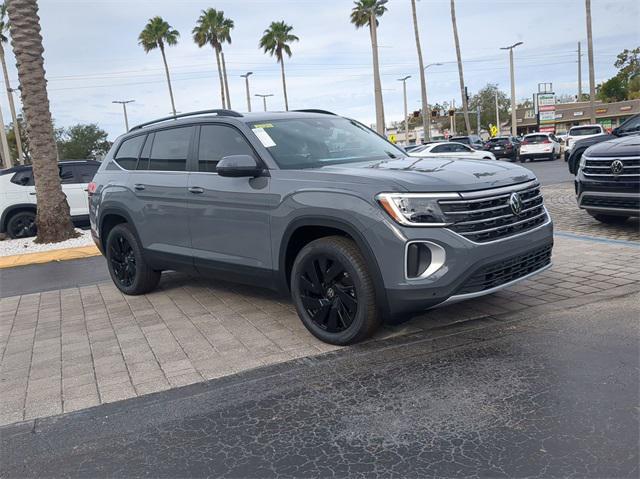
[1,184,638,426]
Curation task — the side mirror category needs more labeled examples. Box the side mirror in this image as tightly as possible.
[216,155,263,178]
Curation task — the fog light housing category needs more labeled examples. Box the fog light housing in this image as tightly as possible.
[405,241,446,280]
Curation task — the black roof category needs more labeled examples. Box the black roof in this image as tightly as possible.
[0,159,100,175]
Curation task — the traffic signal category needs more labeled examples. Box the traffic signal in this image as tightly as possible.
[413,110,420,118]
[431,109,438,118]
[448,109,455,117]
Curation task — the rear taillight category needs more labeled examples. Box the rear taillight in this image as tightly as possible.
[87,181,97,196]
[542,139,551,144]
[521,140,529,145]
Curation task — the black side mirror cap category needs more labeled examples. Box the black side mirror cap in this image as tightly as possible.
[216,155,264,178]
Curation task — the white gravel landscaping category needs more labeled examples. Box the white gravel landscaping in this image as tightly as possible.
[0,229,95,257]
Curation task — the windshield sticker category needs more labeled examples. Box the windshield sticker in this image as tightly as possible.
[252,123,274,129]
[252,127,276,148]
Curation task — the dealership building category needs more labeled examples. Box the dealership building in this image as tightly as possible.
[515,99,640,135]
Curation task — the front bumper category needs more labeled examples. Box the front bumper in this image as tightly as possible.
[575,178,640,217]
[368,213,554,320]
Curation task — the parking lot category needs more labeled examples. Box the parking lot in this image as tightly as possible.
[1,165,638,428]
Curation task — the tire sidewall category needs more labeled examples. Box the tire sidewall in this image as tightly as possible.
[291,240,371,345]
[106,224,148,295]
[7,211,36,239]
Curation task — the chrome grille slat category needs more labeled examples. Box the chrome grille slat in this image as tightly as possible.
[439,183,548,243]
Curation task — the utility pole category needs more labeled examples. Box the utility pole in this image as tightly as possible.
[241,72,253,112]
[423,63,442,143]
[585,0,596,123]
[0,101,11,168]
[255,93,273,112]
[495,90,500,135]
[450,0,471,134]
[112,100,134,132]
[370,0,387,135]
[476,107,481,135]
[398,75,411,145]
[0,42,24,164]
[410,0,428,143]
[501,41,523,137]
[577,41,583,101]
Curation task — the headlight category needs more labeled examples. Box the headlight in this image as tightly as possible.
[376,193,456,226]
[579,155,588,170]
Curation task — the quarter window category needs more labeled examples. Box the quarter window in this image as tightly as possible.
[114,135,145,170]
[75,163,99,183]
[59,165,75,184]
[148,127,193,171]
[198,125,256,172]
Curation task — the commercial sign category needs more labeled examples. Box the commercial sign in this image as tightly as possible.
[537,93,556,127]
[540,126,556,133]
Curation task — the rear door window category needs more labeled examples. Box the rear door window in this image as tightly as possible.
[197,124,257,172]
[148,127,193,172]
[114,135,145,170]
[431,144,451,153]
[59,164,76,184]
[10,169,34,186]
[75,163,99,183]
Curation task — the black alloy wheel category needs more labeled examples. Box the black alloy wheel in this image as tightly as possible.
[7,211,37,239]
[109,232,137,287]
[298,255,358,333]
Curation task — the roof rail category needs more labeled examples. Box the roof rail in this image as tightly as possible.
[293,109,337,116]
[129,109,243,131]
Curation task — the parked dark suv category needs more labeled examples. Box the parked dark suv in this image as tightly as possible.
[89,109,553,345]
[482,136,520,161]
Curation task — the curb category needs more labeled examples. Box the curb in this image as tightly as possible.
[0,245,101,269]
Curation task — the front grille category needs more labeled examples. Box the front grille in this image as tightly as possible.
[439,182,548,243]
[582,156,640,181]
[581,195,640,210]
[457,244,552,295]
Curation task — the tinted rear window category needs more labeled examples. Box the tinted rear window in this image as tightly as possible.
[524,135,548,144]
[148,127,193,171]
[10,169,34,186]
[114,135,145,170]
[569,126,601,136]
[486,138,510,145]
[75,163,99,183]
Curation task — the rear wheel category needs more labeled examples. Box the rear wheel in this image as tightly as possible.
[588,212,630,225]
[290,236,380,345]
[6,211,37,239]
[106,223,160,295]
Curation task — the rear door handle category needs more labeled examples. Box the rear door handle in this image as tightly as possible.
[188,187,204,194]
[29,192,36,196]
[134,184,145,191]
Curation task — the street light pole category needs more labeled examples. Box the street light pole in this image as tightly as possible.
[255,94,273,112]
[500,42,523,137]
[241,72,253,112]
[577,41,583,101]
[423,62,443,143]
[370,0,387,135]
[398,75,411,145]
[495,90,500,135]
[112,100,134,132]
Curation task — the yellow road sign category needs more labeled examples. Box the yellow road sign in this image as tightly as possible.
[388,134,397,144]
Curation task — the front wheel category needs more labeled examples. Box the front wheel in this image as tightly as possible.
[290,236,381,345]
[106,223,160,295]
[6,211,37,239]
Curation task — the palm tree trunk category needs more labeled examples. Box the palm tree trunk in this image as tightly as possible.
[221,50,231,109]
[280,56,289,111]
[6,0,75,243]
[411,0,429,142]
[369,17,385,134]
[159,44,177,116]
[450,0,471,133]
[214,47,226,109]
[0,42,24,163]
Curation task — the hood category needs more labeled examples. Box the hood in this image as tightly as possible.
[318,157,535,192]
[573,133,613,150]
[585,134,640,158]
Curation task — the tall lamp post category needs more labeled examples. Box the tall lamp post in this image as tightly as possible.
[241,72,253,112]
[423,62,443,142]
[500,42,523,137]
[370,0,388,135]
[255,93,274,112]
[112,100,134,132]
[397,75,411,145]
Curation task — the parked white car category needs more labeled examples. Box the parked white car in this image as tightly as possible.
[565,124,605,156]
[518,133,561,162]
[0,160,99,238]
[409,142,496,160]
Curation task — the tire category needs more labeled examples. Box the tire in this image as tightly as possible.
[105,223,160,295]
[6,210,37,239]
[588,213,629,225]
[290,236,381,345]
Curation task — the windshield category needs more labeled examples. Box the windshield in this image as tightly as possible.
[248,117,405,169]
[570,126,601,136]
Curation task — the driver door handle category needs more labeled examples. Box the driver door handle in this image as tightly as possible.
[188,186,204,194]
[134,183,145,191]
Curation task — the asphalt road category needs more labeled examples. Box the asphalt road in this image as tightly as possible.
[515,157,574,185]
[2,293,637,478]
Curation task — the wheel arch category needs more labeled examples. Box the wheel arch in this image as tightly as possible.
[0,203,37,233]
[279,217,390,320]
[98,207,137,251]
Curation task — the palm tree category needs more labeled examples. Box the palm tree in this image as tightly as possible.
[0,2,23,164]
[139,16,179,116]
[259,21,299,111]
[6,0,75,242]
[193,8,227,109]
[351,0,387,135]
[450,0,471,133]
[410,0,429,142]
[219,15,234,109]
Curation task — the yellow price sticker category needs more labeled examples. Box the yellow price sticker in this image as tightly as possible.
[253,123,274,129]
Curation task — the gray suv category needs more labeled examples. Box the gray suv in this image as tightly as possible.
[89,109,553,345]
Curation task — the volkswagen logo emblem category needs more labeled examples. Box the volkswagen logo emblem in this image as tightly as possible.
[509,192,523,216]
[610,160,624,176]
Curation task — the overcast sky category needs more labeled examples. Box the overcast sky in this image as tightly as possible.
[1,0,638,139]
